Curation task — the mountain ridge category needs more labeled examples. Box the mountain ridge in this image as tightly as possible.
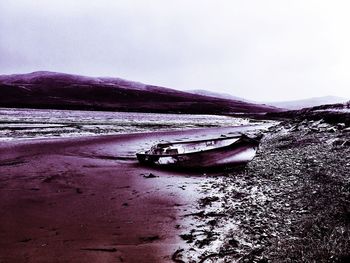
[0,71,279,114]
[185,89,348,110]
[265,96,348,110]
[186,89,250,103]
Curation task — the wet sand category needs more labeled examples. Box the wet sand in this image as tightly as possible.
[0,125,265,263]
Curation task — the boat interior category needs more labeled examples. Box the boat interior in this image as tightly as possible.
[147,137,240,155]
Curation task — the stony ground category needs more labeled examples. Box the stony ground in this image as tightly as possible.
[174,119,350,263]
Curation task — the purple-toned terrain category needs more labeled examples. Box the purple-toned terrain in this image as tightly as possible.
[0,71,349,262]
[0,71,279,114]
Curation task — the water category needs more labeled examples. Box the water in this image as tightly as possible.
[0,108,262,141]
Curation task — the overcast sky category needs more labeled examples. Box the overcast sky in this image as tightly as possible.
[1,0,350,101]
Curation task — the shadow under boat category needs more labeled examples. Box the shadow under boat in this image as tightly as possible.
[136,134,262,172]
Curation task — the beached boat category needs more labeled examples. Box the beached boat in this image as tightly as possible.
[136,134,262,169]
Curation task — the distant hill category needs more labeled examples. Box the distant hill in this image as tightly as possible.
[186,90,348,111]
[186,89,250,102]
[265,96,348,110]
[0,71,279,114]
[267,101,350,125]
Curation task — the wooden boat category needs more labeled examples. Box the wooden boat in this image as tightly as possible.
[136,134,262,169]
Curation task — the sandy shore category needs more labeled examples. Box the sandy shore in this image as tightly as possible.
[1,120,349,262]
[0,125,266,263]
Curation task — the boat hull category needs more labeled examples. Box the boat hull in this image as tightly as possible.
[136,136,259,169]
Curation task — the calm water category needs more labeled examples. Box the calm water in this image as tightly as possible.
[0,108,263,140]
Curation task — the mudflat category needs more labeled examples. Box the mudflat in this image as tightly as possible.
[0,125,260,263]
[2,120,347,263]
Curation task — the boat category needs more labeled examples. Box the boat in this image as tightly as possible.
[136,134,262,169]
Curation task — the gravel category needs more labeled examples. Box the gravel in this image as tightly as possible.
[174,119,350,263]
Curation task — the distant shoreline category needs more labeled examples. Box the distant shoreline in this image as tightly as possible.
[0,105,273,117]
[0,107,275,141]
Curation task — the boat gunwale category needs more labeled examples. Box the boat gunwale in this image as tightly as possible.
[137,136,259,158]
[156,134,244,147]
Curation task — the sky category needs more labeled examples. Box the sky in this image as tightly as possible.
[1,0,350,101]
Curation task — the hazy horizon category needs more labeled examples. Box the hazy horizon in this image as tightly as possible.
[1,0,350,101]
[1,69,349,103]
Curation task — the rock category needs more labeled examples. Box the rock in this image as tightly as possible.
[327,127,337,133]
[228,238,239,247]
[142,173,158,178]
[337,123,346,129]
[199,196,219,207]
[332,139,350,147]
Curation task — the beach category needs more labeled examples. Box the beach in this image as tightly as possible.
[0,125,266,263]
[1,119,349,263]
